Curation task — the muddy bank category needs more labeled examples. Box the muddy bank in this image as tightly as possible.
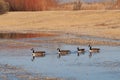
[0,11,120,40]
[0,64,61,80]
[0,11,120,46]
[0,32,120,50]
[0,32,57,39]
[51,32,120,46]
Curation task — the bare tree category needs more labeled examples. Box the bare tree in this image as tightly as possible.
[116,0,120,6]
[4,0,58,11]
[73,0,82,10]
[0,0,9,14]
[113,0,120,9]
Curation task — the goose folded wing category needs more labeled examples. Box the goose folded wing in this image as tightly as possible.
[61,50,70,52]
[92,48,100,50]
[79,49,85,51]
[35,51,45,53]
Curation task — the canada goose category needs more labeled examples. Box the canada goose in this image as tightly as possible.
[88,45,100,53]
[31,48,45,61]
[77,47,85,56]
[57,48,70,58]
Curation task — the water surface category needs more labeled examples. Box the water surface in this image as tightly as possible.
[0,44,120,80]
[0,33,120,80]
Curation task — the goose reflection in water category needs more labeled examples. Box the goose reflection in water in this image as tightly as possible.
[89,51,100,58]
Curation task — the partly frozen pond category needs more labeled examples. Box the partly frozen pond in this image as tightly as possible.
[0,43,120,80]
[0,32,120,80]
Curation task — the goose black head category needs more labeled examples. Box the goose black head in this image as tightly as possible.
[31,48,34,53]
[88,45,92,50]
[57,48,60,51]
[31,48,34,50]
[77,47,79,50]
[88,44,91,47]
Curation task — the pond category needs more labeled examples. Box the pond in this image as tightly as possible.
[0,33,120,80]
[0,43,120,80]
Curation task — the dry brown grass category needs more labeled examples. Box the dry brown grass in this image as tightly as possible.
[0,32,57,39]
[0,0,9,14]
[0,11,120,45]
[52,37,120,46]
[5,0,58,11]
[57,1,119,10]
[115,0,120,9]
[81,3,108,10]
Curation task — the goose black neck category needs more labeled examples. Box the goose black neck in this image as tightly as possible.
[58,48,61,52]
[32,49,35,53]
[89,46,92,50]
[88,45,92,50]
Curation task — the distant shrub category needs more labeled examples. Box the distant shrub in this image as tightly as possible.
[0,0,9,14]
[5,0,58,11]
[73,0,82,10]
[116,0,120,9]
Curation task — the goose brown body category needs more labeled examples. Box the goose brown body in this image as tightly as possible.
[77,47,85,53]
[31,48,45,57]
[77,47,85,56]
[31,48,45,61]
[57,48,70,56]
[88,45,100,53]
[32,51,45,57]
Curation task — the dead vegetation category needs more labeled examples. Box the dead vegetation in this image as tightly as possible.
[0,0,9,14]
[115,0,120,9]
[0,10,120,46]
[52,37,120,46]
[57,0,120,10]
[0,32,57,39]
[0,0,120,11]
[4,0,58,11]
[73,0,82,10]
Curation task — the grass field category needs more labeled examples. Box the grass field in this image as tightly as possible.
[0,10,120,45]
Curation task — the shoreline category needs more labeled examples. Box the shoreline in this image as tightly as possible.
[0,10,120,80]
[0,11,120,46]
[0,31,120,47]
[0,64,62,80]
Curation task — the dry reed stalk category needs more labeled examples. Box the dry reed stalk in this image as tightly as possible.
[5,0,58,11]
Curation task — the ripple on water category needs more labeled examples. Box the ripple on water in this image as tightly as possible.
[0,44,120,80]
